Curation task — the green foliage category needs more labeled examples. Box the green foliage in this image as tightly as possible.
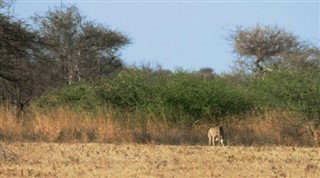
[164,71,251,121]
[34,68,253,125]
[34,67,320,126]
[247,70,320,123]
[97,68,165,112]
[248,72,296,108]
[35,84,100,111]
[284,70,320,122]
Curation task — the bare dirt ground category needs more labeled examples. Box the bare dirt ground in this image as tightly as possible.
[0,143,319,177]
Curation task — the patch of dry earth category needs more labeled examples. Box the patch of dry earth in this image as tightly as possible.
[0,143,319,177]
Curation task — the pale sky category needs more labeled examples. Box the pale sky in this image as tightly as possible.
[12,0,320,73]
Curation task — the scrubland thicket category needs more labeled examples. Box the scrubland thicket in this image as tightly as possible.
[1,69,320,146]
[1,1,320,146]
[2,2,320,177]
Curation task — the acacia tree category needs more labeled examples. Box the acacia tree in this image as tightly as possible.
[277,45,320,71]
[0,6,46,110]
[32,5,130,85]
[230,25,299,76]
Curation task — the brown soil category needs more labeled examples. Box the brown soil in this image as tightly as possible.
[0,143,319,177]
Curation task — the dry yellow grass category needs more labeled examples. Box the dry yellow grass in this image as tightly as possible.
[1,105,320,177]
[1,105,317,146]
[1,143,320,177]
[0,106,203,144]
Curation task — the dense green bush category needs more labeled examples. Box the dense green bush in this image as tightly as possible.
[163,71,251,121]
[35,68,253,124]
[247,72,297,109]
[95,69,253,124]
[247,70,320,124]
[35,84,101,111]
[34,68,320,126]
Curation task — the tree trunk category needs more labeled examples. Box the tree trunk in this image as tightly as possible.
[254,57,264,78]
[255,57,264,72]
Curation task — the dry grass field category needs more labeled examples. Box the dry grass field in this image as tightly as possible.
[1,143,320,178]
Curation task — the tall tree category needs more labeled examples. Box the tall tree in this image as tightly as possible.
[230,25,299,76]
[0,4,45,110]
[32,5,130,85]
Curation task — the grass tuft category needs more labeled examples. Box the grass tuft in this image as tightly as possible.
[0,105,318,146]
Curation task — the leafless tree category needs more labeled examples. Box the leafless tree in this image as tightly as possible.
[230,25,300,76]
[32,5,130,85]
[0,8,46,111]
[0,3,130,110]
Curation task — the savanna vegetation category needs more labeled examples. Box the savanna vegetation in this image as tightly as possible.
[1,1,320,147]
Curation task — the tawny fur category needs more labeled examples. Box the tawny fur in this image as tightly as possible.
[207,126,224,146]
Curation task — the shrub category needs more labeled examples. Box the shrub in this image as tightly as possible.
[35,68,253,125]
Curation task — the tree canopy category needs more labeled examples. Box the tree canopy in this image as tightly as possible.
[0,3,130,110]
[32,5,130,85]
[231,25,300,75]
